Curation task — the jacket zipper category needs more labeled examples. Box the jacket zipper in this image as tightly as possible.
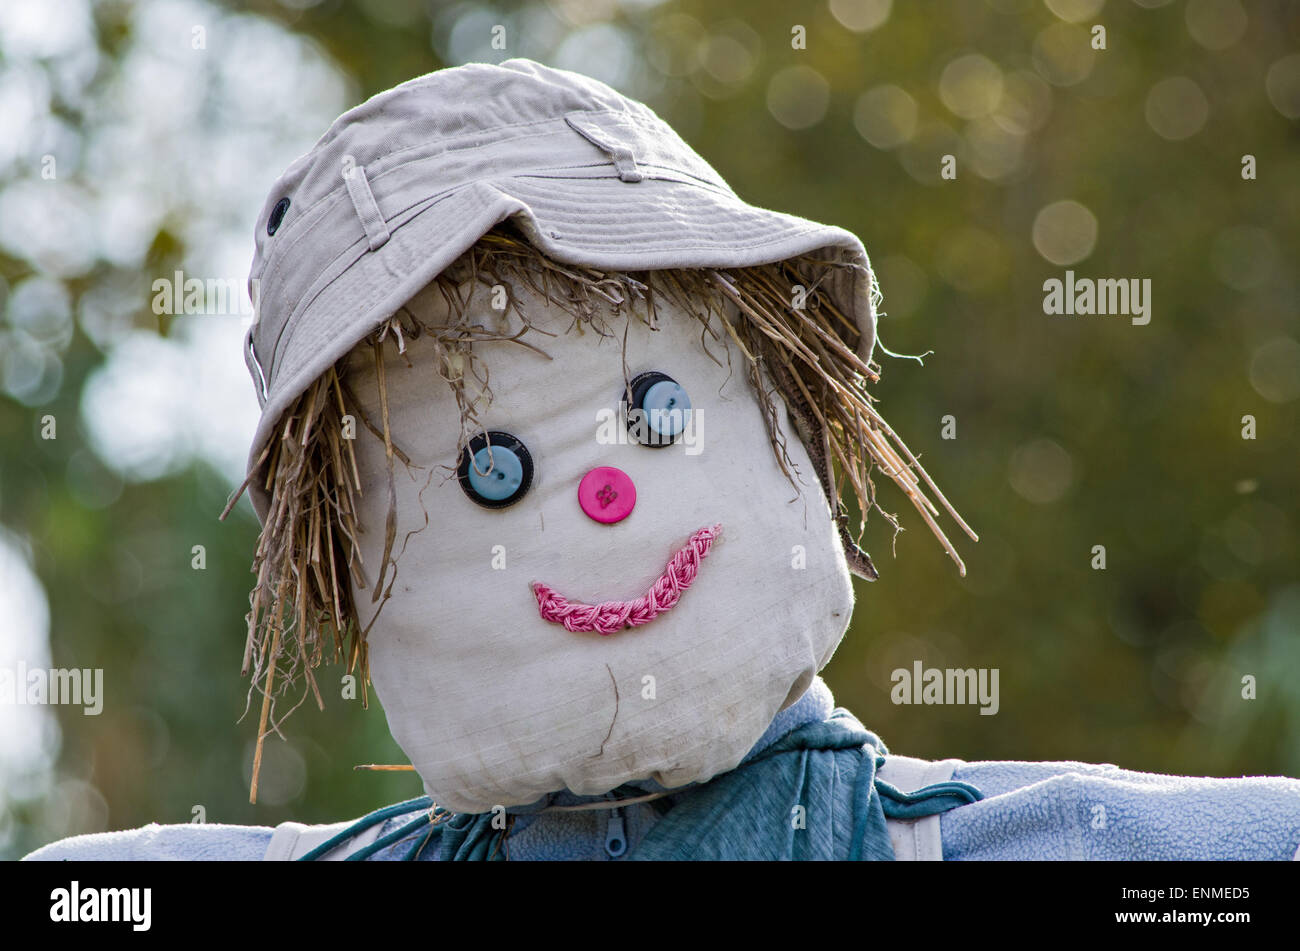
[604,806,627,858]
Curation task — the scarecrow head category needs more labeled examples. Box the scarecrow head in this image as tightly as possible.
[232,60,973,813]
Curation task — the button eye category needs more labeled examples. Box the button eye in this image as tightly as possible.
[457,431,533,508]
[623,371,691,448]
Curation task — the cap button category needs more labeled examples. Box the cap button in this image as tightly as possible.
[267,197,290,235]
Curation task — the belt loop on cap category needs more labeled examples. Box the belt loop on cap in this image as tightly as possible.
[342,159,391,251]
[565,113,644,183]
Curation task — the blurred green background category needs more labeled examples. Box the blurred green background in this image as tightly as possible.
[2,0,1298,859]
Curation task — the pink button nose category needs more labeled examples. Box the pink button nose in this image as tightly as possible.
[577,466,637,524]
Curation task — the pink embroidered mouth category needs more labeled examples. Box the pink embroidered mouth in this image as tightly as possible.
[531,524,722,636]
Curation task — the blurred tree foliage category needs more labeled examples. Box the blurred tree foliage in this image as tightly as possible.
[2,0,1297,858]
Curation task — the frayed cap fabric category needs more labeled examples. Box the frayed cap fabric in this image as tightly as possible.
[243,58,878,523]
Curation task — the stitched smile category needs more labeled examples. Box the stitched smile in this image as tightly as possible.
[531,524,722,635]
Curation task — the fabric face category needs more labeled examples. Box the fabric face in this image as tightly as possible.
[342,280,855,814]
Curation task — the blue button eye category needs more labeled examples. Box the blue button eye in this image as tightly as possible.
[643,379,691,437]
[457,432,533,508]
[624,371,691,448]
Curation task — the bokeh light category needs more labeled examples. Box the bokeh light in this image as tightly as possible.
[1043,0,1105,23]
[853,83,918,149]
[828,0,893,33]
[1249,337,1300,404]
[963,116,1027,181]
[1008,438,1076,504]
[766,64,830,130]
[939,54,1005,120]
[1265,53,1300,119]
[899,121,963,185]
[1032,200,1098,266]
[1145,76,1210,140]
[1184,0,1248,51]
[1032,22,1097,87]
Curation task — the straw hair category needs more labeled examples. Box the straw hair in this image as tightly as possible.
[222,223,976,800]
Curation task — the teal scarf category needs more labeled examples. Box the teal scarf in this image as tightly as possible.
[303,708,982,861]
[628,707,981,860]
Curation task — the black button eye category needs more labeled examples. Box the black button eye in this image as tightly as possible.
[267,197,290,235]
[622,371,692,448]
[457,431,533,508]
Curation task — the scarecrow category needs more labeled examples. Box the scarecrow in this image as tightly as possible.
[25,60,1300,861]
